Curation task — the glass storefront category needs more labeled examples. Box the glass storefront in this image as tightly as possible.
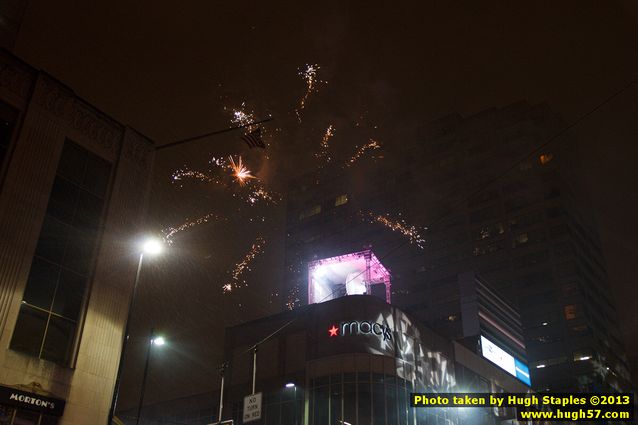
[309,371,417,425]
[0,405,58,425]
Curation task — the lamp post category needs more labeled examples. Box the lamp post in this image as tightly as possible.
[136,330,165,425]
[107,238,164,425]
[285,383,298,425]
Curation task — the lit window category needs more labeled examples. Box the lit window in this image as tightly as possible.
[335,194,348,206]
[513,233,529,247]
[539,153,554,165]
[564,304,579,320]
[573,349,593,362]
[299,205,321,220]
[532,356,567,368]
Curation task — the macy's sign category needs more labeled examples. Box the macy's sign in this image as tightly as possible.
[328,321,393,341]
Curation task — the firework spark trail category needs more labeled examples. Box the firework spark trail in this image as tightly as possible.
[228,155,256,186]
[171,169,221,185]
[162,212,227,243]
[223,236,266,293]
[229,102,260,133]
[209,156,227,167]
[246,187,281,205]
[362,211,426,249]
[345,139,381,167]
[295,64,325,121]
[172,156,230,186]
[230,103,255,126]
[315,124,335,163]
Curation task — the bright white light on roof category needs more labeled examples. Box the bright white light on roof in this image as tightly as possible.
[313,265,327,278]
[285,383,295,388]
[308,250,392,304]
[578,356,591,361]
[536,364,546,368]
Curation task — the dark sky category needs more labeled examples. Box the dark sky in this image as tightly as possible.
[14,0,638,408]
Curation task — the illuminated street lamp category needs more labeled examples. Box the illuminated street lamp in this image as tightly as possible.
[137,330,166,425]
[107,237,164,425]
[284,382,298,425]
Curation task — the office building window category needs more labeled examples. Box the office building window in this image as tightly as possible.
[299,205,321,220]
[334,194,348,207]
[513,232,529,247]
[532,356,567,369]
[0,100,18,168]
[573,349,593,362]
[563,304,580,321]
[10,140,112,365]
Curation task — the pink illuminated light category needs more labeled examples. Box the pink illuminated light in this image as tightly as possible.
[308,249,391,305]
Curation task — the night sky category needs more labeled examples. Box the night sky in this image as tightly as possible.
[13,0,638,408]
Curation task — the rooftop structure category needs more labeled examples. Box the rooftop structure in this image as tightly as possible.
[308,249,391,304]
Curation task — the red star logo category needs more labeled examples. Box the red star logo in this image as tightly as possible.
[328,325,339,337]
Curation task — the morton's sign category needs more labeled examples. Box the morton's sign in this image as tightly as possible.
[328,321,393,341]
[0,385,65,416]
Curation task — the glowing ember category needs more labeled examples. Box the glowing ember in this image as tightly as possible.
[171,168,221,185]
[315,124,335,163]
[247,187,280,205]
[345,139,381,167]
[162,212,226,243]
[223,236,266,293]
[230,103,257,131]
[296,64,325,121]
[362,211,426,248]
[228,155,256,186]
[286,284,301,310]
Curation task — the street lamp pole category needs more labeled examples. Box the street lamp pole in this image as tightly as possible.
[136,329,156,425]
[108,238,163,425]
[108,252,144,424]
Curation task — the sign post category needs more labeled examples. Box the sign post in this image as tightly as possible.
[242,393,262,423]
[242,345,261,423]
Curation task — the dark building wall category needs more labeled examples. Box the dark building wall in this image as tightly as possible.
[0,0,28,51]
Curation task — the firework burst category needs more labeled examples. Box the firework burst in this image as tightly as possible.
[162,212,227,243]
[223,236,266,293]
[228,155,256,186]
[345,139,381,167]
[362,211,426,248]
[228,102,260,134]
[286,284,301,310]
[315,124,335,163]
[296,64,325,121]
[246,187,281,205]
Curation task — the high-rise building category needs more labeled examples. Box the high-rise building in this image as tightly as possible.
[0,49,154,424]
[283,101,631,393]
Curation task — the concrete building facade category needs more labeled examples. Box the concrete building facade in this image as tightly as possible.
[0,49,154,424]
